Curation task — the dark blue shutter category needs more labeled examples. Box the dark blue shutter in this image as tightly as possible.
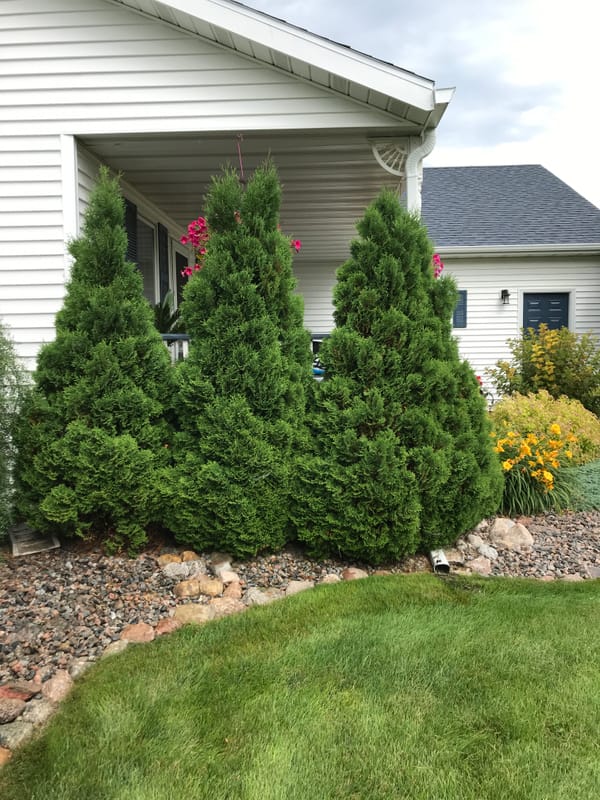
[124,198,137,264]
[157,223,169,302]
[453,290,467,328]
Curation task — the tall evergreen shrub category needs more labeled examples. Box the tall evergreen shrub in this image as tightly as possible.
[0,322,27,539]
[166,162,312,557]
[15,167,173,552]
[293,189,503,563]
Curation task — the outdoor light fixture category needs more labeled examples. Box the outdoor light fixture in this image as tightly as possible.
[501,289,510,305]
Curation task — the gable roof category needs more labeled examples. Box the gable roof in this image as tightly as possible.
[421,165,600,249]
[112,0,453,131]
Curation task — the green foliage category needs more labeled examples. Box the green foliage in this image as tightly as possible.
[153,289,181,334]
[491,424,577,516]
[14,167,173,552]
[0,322,28,539]
[491,390,600,465]
[570,459,600,510]
[165,162,313,558]
[292,190,503,563]
[487,324,600,415]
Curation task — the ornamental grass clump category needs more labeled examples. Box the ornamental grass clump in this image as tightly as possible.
[493,422,577,516]
[14,167,174,553]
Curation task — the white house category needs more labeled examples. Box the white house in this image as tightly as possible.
[0,0,452,371]
[421,165,600,386]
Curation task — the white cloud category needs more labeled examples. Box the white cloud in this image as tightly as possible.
[244,0,600,207]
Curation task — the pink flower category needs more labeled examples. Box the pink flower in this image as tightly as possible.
[180,266,193,277]
[291,239,302,253]
[432,253,444,279]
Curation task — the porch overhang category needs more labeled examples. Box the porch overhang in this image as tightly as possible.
[79,128,438,263]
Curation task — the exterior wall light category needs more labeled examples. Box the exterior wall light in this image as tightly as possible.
[501,289,510,305]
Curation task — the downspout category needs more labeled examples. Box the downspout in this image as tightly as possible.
[405,129,436,215]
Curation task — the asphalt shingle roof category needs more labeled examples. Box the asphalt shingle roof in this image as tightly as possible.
[421,164,600,247]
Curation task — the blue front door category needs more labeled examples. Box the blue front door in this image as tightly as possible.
[523,293,569,330]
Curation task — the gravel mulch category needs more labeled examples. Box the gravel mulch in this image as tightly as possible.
[1,510,599,685]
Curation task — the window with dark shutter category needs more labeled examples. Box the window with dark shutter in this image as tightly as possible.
[124,198,137,263]
[157,223,170,303]
[453,290,467,328]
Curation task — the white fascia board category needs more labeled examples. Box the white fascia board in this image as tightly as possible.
[116,0,436,112]
[437,244,600,258]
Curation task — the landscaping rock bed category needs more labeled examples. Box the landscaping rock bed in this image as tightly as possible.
[1,510,599,763]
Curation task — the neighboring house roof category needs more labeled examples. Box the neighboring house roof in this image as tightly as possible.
[421,165,600,248]
[113,0,453,130]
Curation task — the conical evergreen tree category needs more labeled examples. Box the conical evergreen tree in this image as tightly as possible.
[166,162,313,557]
[292,189,503,563]
[15,167,174,552]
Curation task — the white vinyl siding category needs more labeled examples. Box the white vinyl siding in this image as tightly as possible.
[443,255,600,384]
[0,134,65,371]
[292,254,600,390]
[0,0,399,137]
[293,260,337,334]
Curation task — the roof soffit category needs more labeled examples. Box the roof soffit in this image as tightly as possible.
[109,0,450,126]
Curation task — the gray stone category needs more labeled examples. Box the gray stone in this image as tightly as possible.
[244,587,284,606]
[477,543,498,560]
[585,565,600,579]
[286,580,314,596]
[466,533,484,548]
[0,720,35,750]
[468,556,492,576]
[209,598,246,618]
[209,552,232,573]
[102,640,129,658]
[0,698,26,724]
[187,560,208,578]
[162,562,192,580]
[21,697,56,727]
[42,670,73,704]
[69,659,94,680]
[489,520,533,551]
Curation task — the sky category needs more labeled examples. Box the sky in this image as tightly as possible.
[243,0,600,208]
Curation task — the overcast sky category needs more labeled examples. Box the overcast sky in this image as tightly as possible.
[243,0,600,207]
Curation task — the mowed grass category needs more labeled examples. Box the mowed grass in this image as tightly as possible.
[2,575,600,800]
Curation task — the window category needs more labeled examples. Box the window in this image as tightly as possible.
[453,290,467,328]
[123,199,171,307]
[136,219,156,305]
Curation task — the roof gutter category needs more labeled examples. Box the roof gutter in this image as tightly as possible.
[436,243,600,258]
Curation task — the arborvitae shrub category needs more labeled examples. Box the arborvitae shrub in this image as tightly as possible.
[0,322,28,539]
[292,189,503,563]
[15,167,174,552]
[166,162,313,558]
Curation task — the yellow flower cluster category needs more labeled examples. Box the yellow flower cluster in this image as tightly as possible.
[492,422,576,493]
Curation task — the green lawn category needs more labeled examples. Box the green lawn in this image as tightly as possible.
[2,575,599,800]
